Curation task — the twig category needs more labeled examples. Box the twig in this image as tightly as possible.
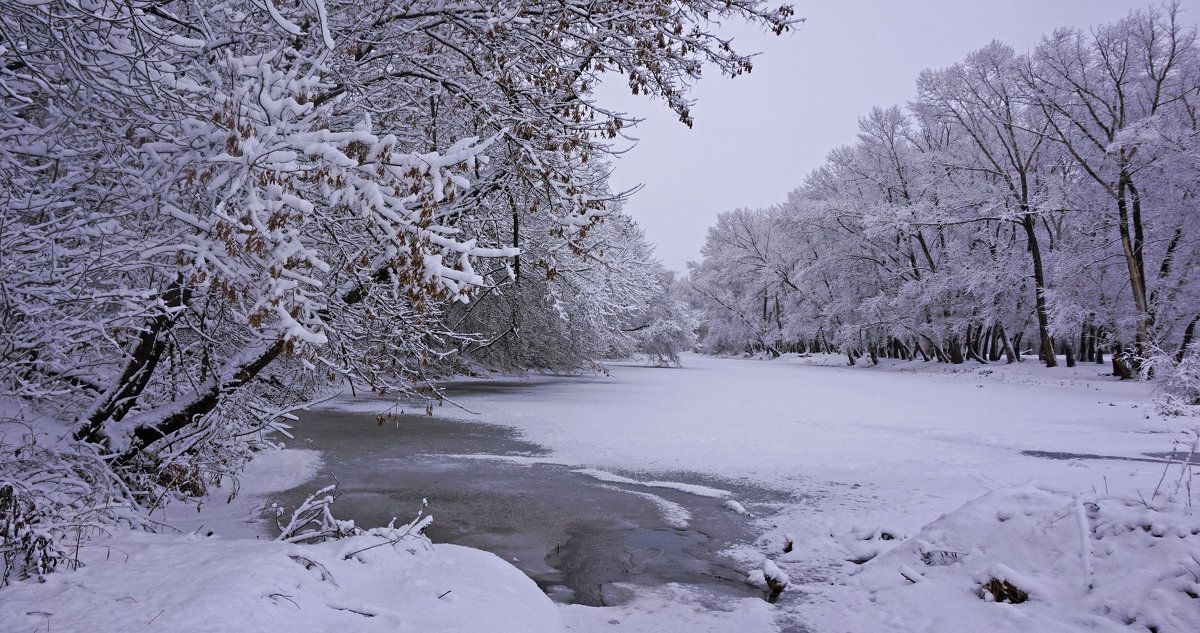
[1173,433,1199,499]
[1152,442,1178,501]
[342,516,433,560]
[437,590,452,599]
[269,593,299,609]
[148,609,166,625]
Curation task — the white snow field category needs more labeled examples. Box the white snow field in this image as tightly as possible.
[4,354,1199,632]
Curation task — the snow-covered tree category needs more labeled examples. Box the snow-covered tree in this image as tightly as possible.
[1026,4,1200,369]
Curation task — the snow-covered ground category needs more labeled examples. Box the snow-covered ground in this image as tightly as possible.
[4,354,1199,632]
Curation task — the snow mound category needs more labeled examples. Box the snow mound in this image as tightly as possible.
[852,484,1200,632]
[0,531,560,633]
[724,499,753,517]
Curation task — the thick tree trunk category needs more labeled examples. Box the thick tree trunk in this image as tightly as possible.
[74,279,191,446]
[1116,174,1150,367]
[1079,325,1089,363]
[1176,315,1200,363]
[113,339,287,469]
[1023,215,1057,368]
[968,323,986,362]
[1111,342,1133,379]
[948,335,964,364]
[508,191,522,283]
[964,324,988,364]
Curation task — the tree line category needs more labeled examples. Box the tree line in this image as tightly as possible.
[690,4,1200,376]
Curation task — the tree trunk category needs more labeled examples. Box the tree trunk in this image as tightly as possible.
[1176,314,1200,363]
[965,344,989,364]
[969,323,986,361]
[511,191,520,282]
[113,338,286,470]
[1022,215,1057,367]
[915,339,930,362]
[1116,173,1150,367]
[948,335,964,364]
[996,322,1017,364]
[1111,342,1132,379]
[74,278,191,446]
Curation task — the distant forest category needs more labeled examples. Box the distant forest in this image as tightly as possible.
[688,5,1200,376]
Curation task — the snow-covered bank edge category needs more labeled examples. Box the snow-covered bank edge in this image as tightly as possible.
[0,529,560,633]
[0,424,564,633]
[752,478,1200,633]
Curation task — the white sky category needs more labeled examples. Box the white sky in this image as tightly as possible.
[596,0,1190,273]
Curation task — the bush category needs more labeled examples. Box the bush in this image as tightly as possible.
[0,426,149,586]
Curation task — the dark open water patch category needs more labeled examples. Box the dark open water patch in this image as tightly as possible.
[272,411,794,607]
[1021,450,1200,464]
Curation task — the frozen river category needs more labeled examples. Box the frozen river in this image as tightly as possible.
[268,357,1166,632]
[272,407,797,607]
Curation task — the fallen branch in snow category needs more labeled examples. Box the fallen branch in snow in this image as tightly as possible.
[273,484,359,544]
[341,498,433,560]
[289,555,337,585]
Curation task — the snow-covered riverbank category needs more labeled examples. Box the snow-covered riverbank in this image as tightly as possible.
[4,354,1198,632]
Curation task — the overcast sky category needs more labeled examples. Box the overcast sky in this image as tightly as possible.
[596,0,1191,273]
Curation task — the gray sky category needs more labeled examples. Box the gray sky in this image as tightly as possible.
[597,0,1188,273]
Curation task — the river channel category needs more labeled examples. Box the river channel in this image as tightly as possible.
[271,394,795,607]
